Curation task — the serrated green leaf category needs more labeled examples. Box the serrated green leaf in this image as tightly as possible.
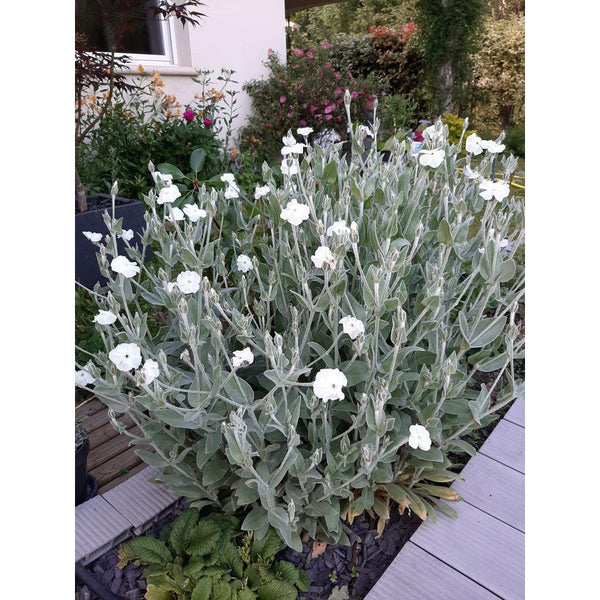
[145,584,174,600]
[170,507,199,556]
[190,577,212,600]
[188,521,220,556]
[258,580,298,600]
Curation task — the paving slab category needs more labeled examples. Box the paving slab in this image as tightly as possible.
[102,466,178,533]
[504,397,525,427]
[365,541,501,600]
[479,419,525,474]
[409,500,524,599]
[75,495,132,565]
[453,452,525,533]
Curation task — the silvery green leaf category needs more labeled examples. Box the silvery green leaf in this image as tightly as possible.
[437,218,452,244]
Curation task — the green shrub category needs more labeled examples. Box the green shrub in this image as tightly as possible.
[240,49,379,165]
[76,105,525,549]
[504,124,525,157]
[441,113,477,153]
[118,509,310,600]
[77,69,237,200]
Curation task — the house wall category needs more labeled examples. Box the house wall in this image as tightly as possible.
[128,0,287,143]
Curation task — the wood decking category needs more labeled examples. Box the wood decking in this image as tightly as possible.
[76,397,145,495]
[365,397,525,600]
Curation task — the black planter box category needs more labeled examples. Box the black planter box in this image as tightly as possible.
[75,194,150,289]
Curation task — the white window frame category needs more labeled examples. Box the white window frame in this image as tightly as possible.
[118,13,178,66]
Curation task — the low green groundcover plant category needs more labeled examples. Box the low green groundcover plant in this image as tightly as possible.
[118,509,309,600]
[76,94,524,550]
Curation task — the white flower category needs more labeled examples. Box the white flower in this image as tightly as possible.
[152,171,173,185]
[280,198,310,226]
[479,179,510,202]
[182,204,207,222]
[232,347,254,368]
[311,246,336,269]
[480,139,506,154]
[313,368,347,401]
[282,132,297,147]
[176,271,201,294]
[121,229,134,242]
[339,316,365,340]
[237,254,253,273]
[157,184,181,204]
[326,220,351,237]
[141,359,160,385]
[111,256,140,278]
[408,424,432,451]
[93,310,117,325]
[75,369,95,387]
[463,165,481,180]
[165,207,185,222]
[418,149,445,168]
[297,127,314,136]
[165,281,177,293]
[357,124,374,138]
[109,342,142,372]
[465,133,483,155]
[221,173,236,185]
[281,158,299,176]
[281,142,305,155]
[83,231,102,243]
[254,185,270,199]
[224,185,240,199]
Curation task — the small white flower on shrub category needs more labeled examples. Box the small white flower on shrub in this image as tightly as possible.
[152,171,173,185]
[165,282,177,293]
[165,207,185,222]
[83,231,102,242]
[408,424,432,451]
[326,220,351,237]
[157,184,181,204]
[141,359,160,384]
[237,255,253,273]
[93,310,117,325]
[339,316,365,340]
[463,165,481,180]
[111,256,140,278]
[221,173,240,199]
[75,369,95,387]
[297,127,313,136]
[282,142,305,155]
[465,133,483,155]
[418,149,445,168]
[254,185,270,200]
[109,343,142,372]
[121,229,134,242]
[280,198,310,226]
[176,271,201,294]
[479,179,510,202]
[481,140,506,154]
[182,204,207,222]
[313,368,347,401]
[232,347,254,368]
[311,246,335,269]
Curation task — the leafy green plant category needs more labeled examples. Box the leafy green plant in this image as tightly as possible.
[76,97,525,550]
[441,113,477,153]
[117,509,310,600]
[77,69,238,201]
[503,124,525,158]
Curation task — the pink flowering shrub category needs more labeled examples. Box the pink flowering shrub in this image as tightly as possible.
[240,46,379,163]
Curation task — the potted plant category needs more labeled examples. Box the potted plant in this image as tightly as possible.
[75,421,97,506]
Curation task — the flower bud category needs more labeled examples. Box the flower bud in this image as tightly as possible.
[349,221,359,244]
[158,349,170,378]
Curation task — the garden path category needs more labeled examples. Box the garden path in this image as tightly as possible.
[364,397,525,600]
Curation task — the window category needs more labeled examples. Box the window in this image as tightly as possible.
[75,0,175,64]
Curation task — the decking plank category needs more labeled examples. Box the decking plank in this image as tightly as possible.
[504,397,525,427]
[479,419,525,474]
[97,461,149,495]
[453,453,525,532]
[87,425,142,470]
[89,448,144,490]
[410,500,524,599]
[87,413,136,449]
[75,397,105,421]
[365,542,500,600]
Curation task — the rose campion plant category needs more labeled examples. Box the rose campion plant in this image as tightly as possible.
[75,101,524,550]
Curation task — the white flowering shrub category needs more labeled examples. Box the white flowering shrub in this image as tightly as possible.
[76,94,524,550]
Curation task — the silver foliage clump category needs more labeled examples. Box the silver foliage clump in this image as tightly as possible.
[76,106,525,550]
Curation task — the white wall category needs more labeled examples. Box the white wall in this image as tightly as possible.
[129,0,287,143]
